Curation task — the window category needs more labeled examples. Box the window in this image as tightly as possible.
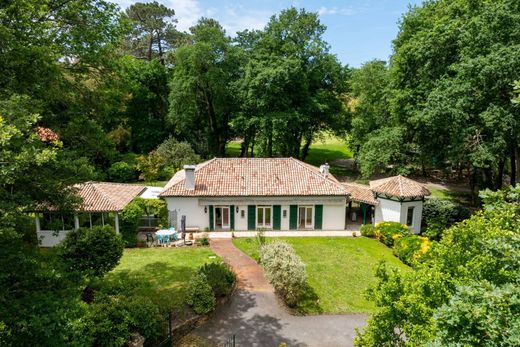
[241,209,245,218]
[257,206,272,228]
[283,209,287,218]
[406,206,415,226]
[40,213,74,230]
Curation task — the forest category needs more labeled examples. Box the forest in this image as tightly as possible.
[1,0,520,346]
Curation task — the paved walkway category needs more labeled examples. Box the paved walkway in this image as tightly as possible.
[202,229,360,239]
[194,239,367,347]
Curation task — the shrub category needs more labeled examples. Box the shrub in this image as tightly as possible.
[260,241,307,307]
[375,222,410,247]
[360,224,376,238]
[108,161,136,182]
[393,234,430,266]
[156,137,201,172]
[81,294,162,346]
[58,225,124,278]
[198,262,236,297]
[186,273,215,314]
[197,232,210,246]
[422,198,471,240]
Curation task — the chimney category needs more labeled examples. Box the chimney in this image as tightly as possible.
[184,165,196,190]
[320,163,330,176]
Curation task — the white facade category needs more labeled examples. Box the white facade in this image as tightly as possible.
[374,197,423,233]
[164,196,346,231]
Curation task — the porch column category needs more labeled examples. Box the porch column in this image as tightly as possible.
[35,215,40,232]
[361,203,367,225]
[74,215,79,230]
[115,213,120,234]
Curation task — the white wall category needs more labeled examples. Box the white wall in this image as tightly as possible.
[375,198,402,224]
[37,230,71,247]
[400,200,423,234]
[164,197,346,231]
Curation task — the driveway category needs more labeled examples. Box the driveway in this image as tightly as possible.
[194,239,368,347]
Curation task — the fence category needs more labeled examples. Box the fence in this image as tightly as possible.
[224,334,236,347]
[155,312,173,347]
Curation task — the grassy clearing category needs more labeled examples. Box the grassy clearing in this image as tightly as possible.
[233,237,409,314]
[226,134,354,176]
[104,247,219,313]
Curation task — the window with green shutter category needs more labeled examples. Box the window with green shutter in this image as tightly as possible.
[289,205,298,230]
[273,205,281,230]
[247,205,256,230]
[314,204,323,230]
[230,205,235,230]
[209,205,214,231]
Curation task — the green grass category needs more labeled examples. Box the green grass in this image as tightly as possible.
[103,247,219,313]
[233,237,410,314]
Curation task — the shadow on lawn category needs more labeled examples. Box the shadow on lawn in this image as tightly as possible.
[99,261,198,316]
[297,283,324,314]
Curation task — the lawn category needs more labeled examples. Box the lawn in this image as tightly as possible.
[226,133,354,176]
[102,247,219,314]
[233,237,410,314]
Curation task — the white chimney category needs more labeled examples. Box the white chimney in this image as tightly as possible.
[320,163,330,176]
[184,165,196,190]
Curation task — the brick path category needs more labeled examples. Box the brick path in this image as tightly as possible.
[194,239,367,347]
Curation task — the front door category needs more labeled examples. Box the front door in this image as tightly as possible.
[298,206,313,229]
[215,206,230,230]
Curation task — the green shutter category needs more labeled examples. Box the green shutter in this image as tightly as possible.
[209,205,214,231]
[247,205,256,230]
[289,205,298,230]
[314,205,323,230]
[230,205,235,230]
[273,205,281,230]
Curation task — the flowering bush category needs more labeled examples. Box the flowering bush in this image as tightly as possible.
[393,234,431,266]
[360,224,376,238]
[260,241,307,307]
[375,222,410,247]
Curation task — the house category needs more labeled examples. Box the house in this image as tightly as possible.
[160,158,349,231]
[35,182,148,247]
[160,158,431,234]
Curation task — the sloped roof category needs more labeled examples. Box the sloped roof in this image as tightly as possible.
[369,175,430,198]
[160,158,349,197]
[343,183,378,205]
[75,182,146,212]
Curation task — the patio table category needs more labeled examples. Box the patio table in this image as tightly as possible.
[155,228,177,245]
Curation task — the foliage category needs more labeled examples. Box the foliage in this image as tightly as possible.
[0,228,85,346]
[197,262,236,297]
[422,198,471,240]
[393,234,430,266]
[260,241,307,307]
[156,136,201,172]
[120,198,168,247]
[136,150,164,182]
[360,224,376,238]
[80,293,162,347]
[108,161,137,182]
[197,232,210,246]
[374,222,409,247]
[58,225,124,279]
[430,282,520,346]
[186,272,216,314]
[355,185,520,346]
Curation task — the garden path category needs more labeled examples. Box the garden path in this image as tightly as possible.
[193,239,367,347]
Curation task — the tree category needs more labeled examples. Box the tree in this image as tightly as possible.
[234,8,349,159]
[58,225,124,279]
[355,185,520,346]
[123,1,182,64]
[168,18,241,157]
[156,137,201,172]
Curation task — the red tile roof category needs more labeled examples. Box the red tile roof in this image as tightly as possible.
[343,183,379,205]
[369,175,430,198]
[74,182,146,212]
[160,158,349,197]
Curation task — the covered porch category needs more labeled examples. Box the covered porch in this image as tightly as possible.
[343,182,378,228]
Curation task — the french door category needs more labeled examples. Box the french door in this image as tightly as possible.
[298,206,313,229]
[215,206,230,229]
[257,206,272,228]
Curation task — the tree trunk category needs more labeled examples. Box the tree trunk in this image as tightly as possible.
[511,146,517,186]
[148,32,153,61]
[496,159,504,189]
[240,136,249,157]
[300,137,312,161]
[156,30,164,65]
[469,166,477,205]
